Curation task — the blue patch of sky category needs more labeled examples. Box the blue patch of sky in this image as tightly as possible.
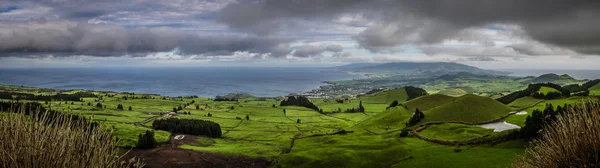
[0,5,19,13]
[400,45,424,55]
[142,23,190,28]
[485,25,506,31]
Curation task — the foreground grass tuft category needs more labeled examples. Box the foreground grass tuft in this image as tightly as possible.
[514,102,600,168]
[0,108,142,168]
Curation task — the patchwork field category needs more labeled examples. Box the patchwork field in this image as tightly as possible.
[0,84,595,167]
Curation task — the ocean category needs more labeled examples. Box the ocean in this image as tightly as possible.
[0,67,363,97]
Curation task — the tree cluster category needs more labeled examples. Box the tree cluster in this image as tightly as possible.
[96,103,103,109]
[582,79,600,90]
[406,108,424,126]
[136,130,157,149]
[0,92,95,101]
[152,118,222,138]
[521,103,572,141]
[497,83,571,104]
[532,91,563,100]
[280,96,322,112]
[572,90,590,96]
[0,101,97,129]
[387,100,400,110]
[564,79,600,94]
[405,86,428,100]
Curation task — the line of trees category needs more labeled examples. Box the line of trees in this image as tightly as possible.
[280,96,322,112]
[531,91,563,100]
[564,79,599,95]
[152,118,222,138]
[497,83,571,104]
[0,92,95,101]
[340,101,365,113]
[0,101,97,128]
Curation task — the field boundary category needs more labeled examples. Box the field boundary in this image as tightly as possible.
[410,110,522,145]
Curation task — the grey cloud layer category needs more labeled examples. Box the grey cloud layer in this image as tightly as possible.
[293,44,344,58]
[0,21,292,57]
[217,0,600,55]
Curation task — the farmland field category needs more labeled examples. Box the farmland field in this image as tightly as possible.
[0,83,596,167]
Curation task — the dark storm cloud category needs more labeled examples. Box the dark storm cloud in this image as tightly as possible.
[0,21,292,57]
[217,0,600,55]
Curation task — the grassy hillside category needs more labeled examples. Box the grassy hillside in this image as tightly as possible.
[507,96,542,109]
[405,94,455,112]
[422,94,512,123]
[537,86,560,95]
[437,88,468,97]
[0,85,538,168]
[359,88,408,104]
[353,107,413,133]
[278,134,411,168]
[419,123,494,141]
[504,96,597,126]
[590,83,600,96]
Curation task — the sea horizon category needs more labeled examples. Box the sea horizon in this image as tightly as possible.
[0,67,364,97]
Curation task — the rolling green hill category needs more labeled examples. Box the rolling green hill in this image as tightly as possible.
[419,123,494,141]
[405,94,455,112]
[532,73,575,83]
[359,88,408,104]
[422,94,512,123]
[437,88,468,97]
[537,86,560,95]
[353,107,412,133]
[590,83,600,96]
[508,96,542,109]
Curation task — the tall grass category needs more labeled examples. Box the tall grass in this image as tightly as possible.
[0,106,143,168]
[514,102,600,168]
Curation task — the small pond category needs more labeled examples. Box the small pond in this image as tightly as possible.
[515,111,528,115]
[478,121,520,132]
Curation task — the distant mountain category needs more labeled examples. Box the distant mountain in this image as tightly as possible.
[436,72,497,80]
[532,73,575,83]
[327,63,381,71]
[215,93,255,100]
[332,62,509,77]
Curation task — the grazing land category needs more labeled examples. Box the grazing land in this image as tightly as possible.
[421,94,512,123]
[1,67,598,167]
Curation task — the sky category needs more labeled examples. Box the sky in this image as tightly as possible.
[1,0,600,69]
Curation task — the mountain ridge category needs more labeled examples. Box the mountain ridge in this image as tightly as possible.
[332,62,509,77]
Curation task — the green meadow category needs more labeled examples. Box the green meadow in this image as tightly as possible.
[0,85,596,167]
